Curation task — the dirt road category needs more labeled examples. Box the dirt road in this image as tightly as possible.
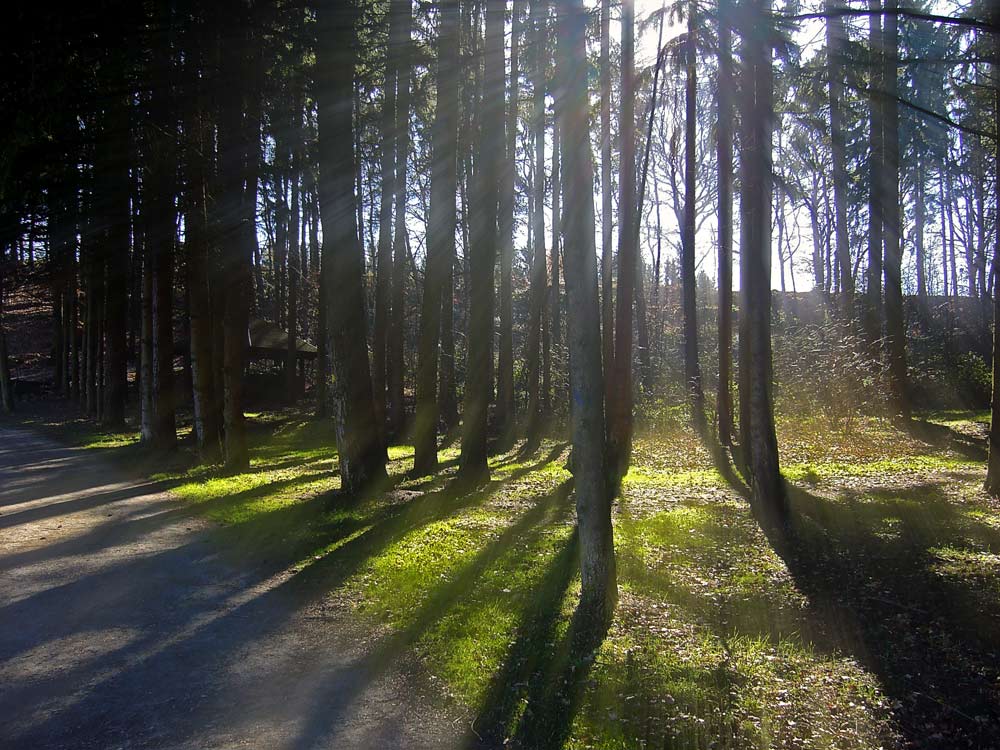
[0,425,467,749]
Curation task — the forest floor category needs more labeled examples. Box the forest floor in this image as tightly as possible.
[3,402,1000,749]
[0,420,466,749]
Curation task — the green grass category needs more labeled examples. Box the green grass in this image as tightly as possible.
[31,406,1000,749]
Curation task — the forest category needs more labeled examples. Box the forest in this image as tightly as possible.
[1,0,999,748]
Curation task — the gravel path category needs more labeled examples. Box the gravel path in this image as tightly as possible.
[0,425,468,749]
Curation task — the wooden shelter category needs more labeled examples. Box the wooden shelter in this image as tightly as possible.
[247,319,318,364]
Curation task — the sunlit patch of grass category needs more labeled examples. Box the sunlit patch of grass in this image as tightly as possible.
[930,545,1000,580]
[923,409,991,426]
[348,483,579,712]
[148,416,342,530]
[623,466,725,488]
[80,430,142,449]
[783,454,981,482]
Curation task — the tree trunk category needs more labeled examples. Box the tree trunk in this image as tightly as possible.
[387,0,413,440]
[882,0,909,421]
[458,0,503,483]
[525,0,548,444]
[102,95,131,429]
[413,0,460,476]
[827,0,854,315]
[372,0,399,447]
[984,15,1000,494]
[600,0,614,405]
[286,77,304,401]
[717,0,734,446]
[681,0,705,429]
[607,0,635,478]
[316,0,388,494]
[915,163,927,297]
[497,0,524,445]
[439,243,458,430]
[939,171,948,298]
[946,158,958,298]
[551,108,562,389]
[739,0,784,523]
[0,259,13,414]
[216,0,252,471]
[557,0,617,625]
[864,0,884,348]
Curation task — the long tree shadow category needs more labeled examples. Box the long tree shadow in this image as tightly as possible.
[0,475,183,531]
[460,530,608,750]
[5,442,568,748]
[465,531,580,748]
[289,481,577,750]
[762,481,1000,749]
[503,594,612,749]
[906,417,988,462]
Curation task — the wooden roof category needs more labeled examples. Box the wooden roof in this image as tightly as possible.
[248,319,318,359]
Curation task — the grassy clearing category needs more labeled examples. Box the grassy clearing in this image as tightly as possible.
[17,405,1000,749]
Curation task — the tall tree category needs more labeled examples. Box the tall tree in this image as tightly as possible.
[458,0,503,483]
[717,0,735,446]
[983,9,1000,495]
[316,0,388,493]
[387,0,413,439]
[681,0,705,429]
[599,0,614,395]
[882,0,909,421]
[145,5,178,450]
[182,4,221,463]
[739,0,784,522]
[216,0,253,470]
[557,0,617,623]
[285,83,302,400]
[607,0,636,478]
[373,0,401,445]
[525,0,548,444]
[864,0,884,348]
[497,0,524,446]
[99,91,131,429]
[413,0,460,476]
[826,0,854,313]
[0,254,13,414]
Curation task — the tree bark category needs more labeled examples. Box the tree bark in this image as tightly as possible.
[681,0,705,429]
[739,0,785,523]
[915,162,927,297]
[0,257,13,414]
[413,0,460,476]
[717,0,734,446]
[827,0,854,314]
[551,105,562,386]
[387,0,413,440]
[882,0,909,421]
[864,0,884,349]
[984,15,1000,494]
[600,0,614,397]
[102,91,131,428]
[497,0,524,445]
[557,0,617,625]
[525,0,548,444]
[286,74,304,401]
[140,224,154,443]
[316,0,388,494]
[458,0,503,483]
[216,0,252,471]
[372,0,400,447]
[607,0,636,478]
